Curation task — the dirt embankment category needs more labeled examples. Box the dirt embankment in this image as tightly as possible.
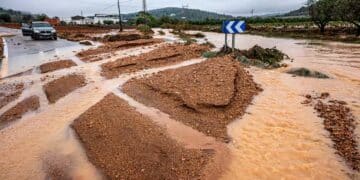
[0,82,24,109]
[0,96,39,128]
[43,74,86,104]
[72,93,213,179]
[303,93,360,171]
[76,38,163,62]
[101,43,210,79]
[56,26,112,42]
[0,37,4,61]
[40,60,77,74]
[123,57,261,142]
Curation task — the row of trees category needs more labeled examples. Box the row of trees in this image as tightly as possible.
[309,0,360,35]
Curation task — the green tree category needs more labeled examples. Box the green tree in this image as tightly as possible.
[22,14,33,23]
[308,0,335,34]
[336,0,360,36]
[35,14,48,21]
[0,13,11,22]
[103,20,114,25]
[135,12,159,27]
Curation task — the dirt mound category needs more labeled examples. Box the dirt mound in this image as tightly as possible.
[39,60,77,74]
[303,93,360,171]
[102,31,151,42]
[76,38,163,62]
[72,93,213,179]
[0,39,3,61]
[123,57,261,142]
[43,74,86,104]
[0,83,24,109]
[56,26,112,41]
[0,96,39,128]
[101,43,210,79]
[218,45,289,68]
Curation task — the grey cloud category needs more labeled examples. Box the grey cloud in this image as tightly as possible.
[0,0,306,17]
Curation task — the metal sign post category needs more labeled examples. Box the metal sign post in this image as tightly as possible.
[222,20,246,53]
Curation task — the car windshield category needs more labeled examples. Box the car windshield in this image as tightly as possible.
[32,23,51,27]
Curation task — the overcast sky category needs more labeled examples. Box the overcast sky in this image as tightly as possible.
[0,0,307,18]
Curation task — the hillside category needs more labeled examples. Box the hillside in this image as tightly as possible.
[124,7,233,21]
[283,6,309,17]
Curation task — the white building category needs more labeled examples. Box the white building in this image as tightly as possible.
[67,14,127,25]
[94,14,119,24]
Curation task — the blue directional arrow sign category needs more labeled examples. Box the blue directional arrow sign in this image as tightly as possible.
[222,20,246,34]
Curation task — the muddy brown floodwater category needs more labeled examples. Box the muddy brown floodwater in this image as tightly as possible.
[0,29,359,179]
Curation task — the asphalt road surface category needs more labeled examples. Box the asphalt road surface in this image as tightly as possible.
[0,27,83,76]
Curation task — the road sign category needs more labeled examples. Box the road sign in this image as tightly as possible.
[222,20,246,34]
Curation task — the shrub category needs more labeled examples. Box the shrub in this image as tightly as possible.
[137,24,154,35]
[103,20,114,25]
[202,51,218,58]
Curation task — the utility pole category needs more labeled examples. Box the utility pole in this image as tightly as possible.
[251,9,255,17]
[117,0,123,32]
[142,0,147,13]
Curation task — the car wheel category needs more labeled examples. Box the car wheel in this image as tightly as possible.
[53,36,58,40]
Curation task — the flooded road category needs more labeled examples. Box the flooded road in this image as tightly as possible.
[0,27,87,77]
[0,28,359,179]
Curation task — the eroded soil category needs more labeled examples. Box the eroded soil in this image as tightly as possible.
[77,39,163,62]
[40,60,77,74]
[123,56,261,142]
[72,93,213,179]
[43,74,86,104]
[0,82,24,109]
[0,96,39,128]
[303,93,360,171]
[101,43,210,79]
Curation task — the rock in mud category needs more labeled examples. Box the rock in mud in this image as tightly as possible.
[101,43,210,79]
[72,93,213,179]
[79,41,93,46]
[0,96,40,128]
[0,82,24,109]
[287,68,329,79]
[39,60,77,74]
[123,57,261,142]
[43,74,86,104]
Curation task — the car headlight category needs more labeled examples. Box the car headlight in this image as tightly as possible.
[34,30,40,33]
[51,29,56,33]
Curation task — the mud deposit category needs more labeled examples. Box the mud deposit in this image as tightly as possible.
[0,82,24,109]
[0,96,39,128]
[40,60,77,74]
[0,38,3,61]
[72,93,213,179]
[43,74,86,104]
[77,39,163,62]
[304,93,360,171]
[102,43,210,79]
[123,57,260,141]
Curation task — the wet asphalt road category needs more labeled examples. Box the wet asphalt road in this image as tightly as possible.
[0,27,82,76]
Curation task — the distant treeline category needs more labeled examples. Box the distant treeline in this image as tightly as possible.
[0,7,49,23]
